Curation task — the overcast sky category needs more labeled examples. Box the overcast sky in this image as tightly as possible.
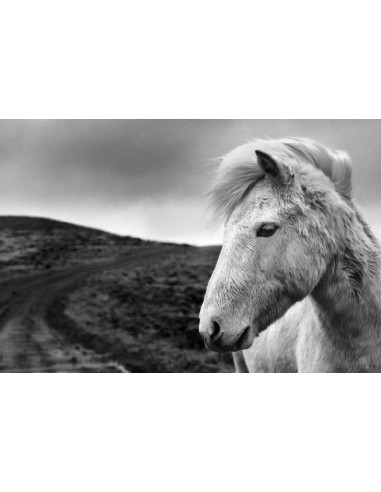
[0,120,380,245]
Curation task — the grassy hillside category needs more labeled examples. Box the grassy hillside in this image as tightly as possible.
[51,246,232,372]
[0,216,233,372]
[0,215,153,277]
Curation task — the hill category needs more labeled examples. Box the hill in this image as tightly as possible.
[0,215,153,277]
[0,216,118,233]
[0,216,232,372]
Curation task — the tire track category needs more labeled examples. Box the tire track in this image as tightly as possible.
[0,246,180,372]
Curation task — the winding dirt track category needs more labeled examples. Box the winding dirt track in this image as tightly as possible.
[0,247,178,372]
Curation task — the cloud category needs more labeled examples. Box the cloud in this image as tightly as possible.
[0,120,379,244]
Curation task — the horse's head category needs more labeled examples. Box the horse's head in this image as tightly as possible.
[199,138,352,352]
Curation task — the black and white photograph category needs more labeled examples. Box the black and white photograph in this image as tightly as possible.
[1,120,380,373]
[2,2,381,492]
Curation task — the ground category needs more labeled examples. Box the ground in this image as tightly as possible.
[0,216,233,372]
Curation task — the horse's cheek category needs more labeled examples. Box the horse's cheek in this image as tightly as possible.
[282,241,319,294]
[257,240,280,273]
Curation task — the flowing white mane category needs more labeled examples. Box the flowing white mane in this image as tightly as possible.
[209,137,353,223]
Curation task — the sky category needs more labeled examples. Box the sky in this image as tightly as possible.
[0,120,380,245]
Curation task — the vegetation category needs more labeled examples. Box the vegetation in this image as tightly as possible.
[60,247,234,372]
[1,216,234,372]
[0,216,153,277]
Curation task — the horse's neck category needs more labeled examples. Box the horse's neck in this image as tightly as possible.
[311,214,381,349]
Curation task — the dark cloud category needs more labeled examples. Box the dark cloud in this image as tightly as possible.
[0,120,380,244]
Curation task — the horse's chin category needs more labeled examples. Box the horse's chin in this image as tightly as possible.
[233,325,258,351]
[228,315,273,352]
[223,310,285,352]
[213,325,259,353]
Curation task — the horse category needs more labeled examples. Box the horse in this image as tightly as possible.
[199,137,381,372]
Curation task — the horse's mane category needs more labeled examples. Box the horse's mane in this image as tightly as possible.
[209,137,353,224]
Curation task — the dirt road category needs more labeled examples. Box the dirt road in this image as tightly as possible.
[0,247,179,372]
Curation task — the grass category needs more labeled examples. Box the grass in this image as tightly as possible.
[1,216,234,372]
[58,247,234,372]
[0,216,154,277]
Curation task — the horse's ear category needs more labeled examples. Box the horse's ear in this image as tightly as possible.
[255,150,293,186]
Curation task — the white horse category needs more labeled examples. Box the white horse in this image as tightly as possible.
[199,137,381,372]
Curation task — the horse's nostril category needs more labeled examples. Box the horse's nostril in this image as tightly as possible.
[211,320,221,340]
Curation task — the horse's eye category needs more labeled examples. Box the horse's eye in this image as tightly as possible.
[257,224,278,237]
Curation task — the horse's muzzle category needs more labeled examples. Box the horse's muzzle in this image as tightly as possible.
[199,318,256,353]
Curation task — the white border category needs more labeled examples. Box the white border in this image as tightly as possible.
[0,0,380,118]
[0,375,380,492]
[1,1,381,491]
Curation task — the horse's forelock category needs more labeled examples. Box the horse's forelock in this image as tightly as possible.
[209,137,353,224]
[208,143,265,225]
